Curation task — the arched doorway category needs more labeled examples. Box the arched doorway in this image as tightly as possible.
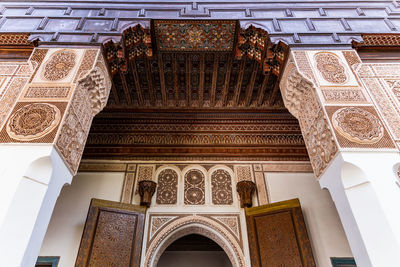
[157,234,232,267]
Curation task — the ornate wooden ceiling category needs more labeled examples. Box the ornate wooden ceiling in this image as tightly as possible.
[103,21,288,110]
[83,20,308,161]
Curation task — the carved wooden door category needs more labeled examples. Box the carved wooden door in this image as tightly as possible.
[245,198,316,267]
[75,198,146,267]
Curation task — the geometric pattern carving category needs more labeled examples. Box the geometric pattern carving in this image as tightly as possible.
[156,169,178,205]
[184,169,205,205]
[137,165,155,182]
[154,20,236,52]
[211,169,233,205]
[23,86,71,99]
[314,52,347,84]
[42,49,77,81]
[332,107,384,144]
[124,24,152,60]
[6,103,61,141]
[235,165,253,182]
[89,211,137,267]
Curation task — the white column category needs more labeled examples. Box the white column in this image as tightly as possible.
[320,151,400,267]
[0,145,72,267]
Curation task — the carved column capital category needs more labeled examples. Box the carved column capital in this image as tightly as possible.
[236,180,256,208]
[138,180,157,207]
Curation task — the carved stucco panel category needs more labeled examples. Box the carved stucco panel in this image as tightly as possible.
[281,53,338,177]
[356,64,400,142]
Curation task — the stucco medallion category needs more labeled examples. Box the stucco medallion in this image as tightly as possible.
[6,103,61,141]
[332,107,384,144]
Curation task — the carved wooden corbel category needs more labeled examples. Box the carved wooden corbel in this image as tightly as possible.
[236,180,256,208]
[138,180,157,207]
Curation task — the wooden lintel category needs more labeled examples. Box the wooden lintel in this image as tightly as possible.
[130,61,143,106]
[245,62,259,106]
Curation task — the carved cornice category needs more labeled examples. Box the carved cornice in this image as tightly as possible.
[353,34,400,50]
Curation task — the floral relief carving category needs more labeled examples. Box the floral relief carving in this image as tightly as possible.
[314,52,347,84]
[156,169,178,205]
[281,59,338,177]
[149,216,177,241]
[332,107,384,144]
[211,169,233,205]
[184,169,205,205]
[42,49,77,81]
[6,103,61,141]
[212,216,240,240]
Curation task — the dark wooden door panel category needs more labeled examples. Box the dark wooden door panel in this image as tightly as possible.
[75,199,146,267]
[246,198,316,267]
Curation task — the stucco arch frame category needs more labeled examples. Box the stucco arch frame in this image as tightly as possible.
[144,215,245,267]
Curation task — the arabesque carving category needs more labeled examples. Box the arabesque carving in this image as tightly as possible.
[281,58,338,177]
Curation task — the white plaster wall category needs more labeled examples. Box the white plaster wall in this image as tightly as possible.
[157,251,232,267]
[39,172,124,267]
[265,172,353,267]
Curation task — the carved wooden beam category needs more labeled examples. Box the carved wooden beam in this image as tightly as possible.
[237,180,256,208]
[130,61,143,106]
[245,61,259,106]
[233,57,246,106]
[145,59,155,105]
[222,56,233,106]
[210,54,219,106]
[173,54,179,106]
[158,54,167,106]
[199,54,205,107]
[119,72,132,105]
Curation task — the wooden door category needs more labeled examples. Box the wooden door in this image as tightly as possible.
[245,198,316,267]
[75,198,146,267]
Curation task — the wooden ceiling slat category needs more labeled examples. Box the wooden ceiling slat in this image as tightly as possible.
[233,57,246,106]
[186,55,191,106]
[172,54,179,106]
[257,72,270,107]
[145,59,155,105]
[222,56,233,106]
[268,80,280,106]
[199,54,205,107]
[245,61,259,107]
[158,54,167,106]
[130,61,143,106]
[119,72,132,105]
[210,54,219,107]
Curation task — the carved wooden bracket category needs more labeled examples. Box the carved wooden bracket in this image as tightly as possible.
[236,180,256,208]
[138,180,157,207]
